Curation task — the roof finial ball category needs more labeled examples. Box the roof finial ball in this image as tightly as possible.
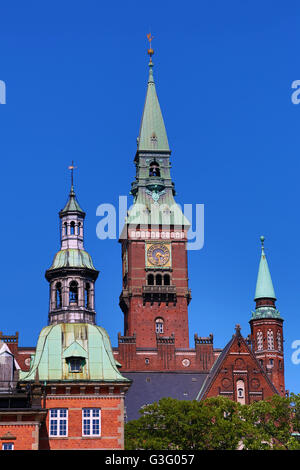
[147,33,154,63]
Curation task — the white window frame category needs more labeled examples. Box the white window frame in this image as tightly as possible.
[267,329,274,350]
[2,442,14,450]
[82,408,101,437]
[49,408,68,437]
[257,331,263,351]
[155,318,164,334]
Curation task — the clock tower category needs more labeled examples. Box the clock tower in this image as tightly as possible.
[119,46,191,350]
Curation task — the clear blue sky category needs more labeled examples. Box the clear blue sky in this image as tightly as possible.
[1,0,300,394]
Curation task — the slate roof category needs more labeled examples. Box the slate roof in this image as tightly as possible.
[122,372,208,421]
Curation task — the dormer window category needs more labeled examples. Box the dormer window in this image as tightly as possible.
[67,357,84,373]
[150,133,158,149]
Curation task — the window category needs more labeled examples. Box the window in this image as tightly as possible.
[145,358,150,365]
[149,161,160,177]
[269,359,274,366]
[236,379,245,404]
[257,331,263,351]
[277,331,282,351]
[68,357,84,373]
[64,222,68,236]
[155,318,164,334]
[2,443,14,450]
[55,282,62,308]
[69,281,78,304]
[85,283,90,308]
[163,274,170,286]
[49,409,68,437]
[267,329,274,350]
[147,274,154,286]
[82,408,101,436]
[156,274,162,286]
[70,221,75,235]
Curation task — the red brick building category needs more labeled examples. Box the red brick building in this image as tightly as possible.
[0,45,286,441]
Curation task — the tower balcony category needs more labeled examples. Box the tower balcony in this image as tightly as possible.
[142,285,177,305]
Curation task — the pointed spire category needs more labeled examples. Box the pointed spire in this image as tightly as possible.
[254,236,276,301]
[59,162,85,217]
[137,36,170,151]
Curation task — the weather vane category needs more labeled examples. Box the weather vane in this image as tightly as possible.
[68,160,77,188]
[147,33,154,61]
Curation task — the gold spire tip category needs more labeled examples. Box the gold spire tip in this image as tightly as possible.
[147,33,154,60]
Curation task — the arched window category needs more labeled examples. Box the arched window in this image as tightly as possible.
[147,274,154,286]
[70,221,75,235]
[85,283,90,308]
[78,222,81,236]
[257,331,263,351]
[236,379,245,404]
[69,281,78,305]
[149,161,160,177]
[64,222,68,236]
[163,274,170,286]
[156,274,162,286]
[267,329,274,350]
[277,331,282,351]
[55,282,62,308]
[155,318,164,334]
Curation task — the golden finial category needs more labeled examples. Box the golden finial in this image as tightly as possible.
[68,160,77,188]
[147,33,154,61]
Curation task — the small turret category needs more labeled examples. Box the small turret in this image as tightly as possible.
[250,236,285,396]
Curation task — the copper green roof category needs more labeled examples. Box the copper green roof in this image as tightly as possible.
[48,249,97,271]
[137,60,169,151]
[60,186,85,216]
[19,323,130,382]
[125,189,190,227]
[254,236,276,300]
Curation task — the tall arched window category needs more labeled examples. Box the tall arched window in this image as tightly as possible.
[55,282,62,308]
[156,274,162,286]
[147,274,154,286]
[163,274,170,286]
[267,329,274,350]
[78,222,81,235]
[64,222,68,236]
[69,281,78,305]
[85,283,90,308]
[257,331,263,351]
[236,379,245,405]
[149,161,160,177]
[70,221,75,235]
[155,318,164,334]
[277,331,282,351]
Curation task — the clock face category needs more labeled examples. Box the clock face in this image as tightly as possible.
[147,243,170,267]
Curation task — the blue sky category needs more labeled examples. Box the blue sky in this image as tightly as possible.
[1,0,300,394]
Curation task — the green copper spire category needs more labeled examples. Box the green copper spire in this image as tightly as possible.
[59,162,85,216]
[254,236,276,301]
[60,185,85,216]
[137,45,170,151]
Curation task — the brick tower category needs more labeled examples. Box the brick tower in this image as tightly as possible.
[119,45,191,351]
[249,236,285,396]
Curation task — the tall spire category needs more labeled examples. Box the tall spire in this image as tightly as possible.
[60,162,85,216]
[254,236,276,301]
[137,35,170,152]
